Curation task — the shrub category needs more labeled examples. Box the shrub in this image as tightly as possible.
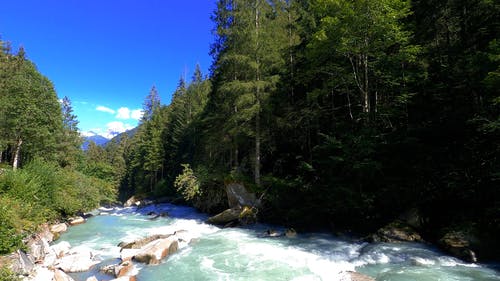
[174,164,200,200]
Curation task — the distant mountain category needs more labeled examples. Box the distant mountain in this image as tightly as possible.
[82,133,110,150]
[81,128,138,150]
[107,127,138,145]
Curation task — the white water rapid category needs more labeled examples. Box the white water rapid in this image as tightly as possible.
[54,203,500,281]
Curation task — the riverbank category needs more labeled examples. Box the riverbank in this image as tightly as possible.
[5,203,499,281]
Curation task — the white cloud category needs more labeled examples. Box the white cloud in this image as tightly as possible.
[104,121,134,139]
[80,131,96,137]
[96,106,115,114]
[131,109,143,120]
[116,107,131,119]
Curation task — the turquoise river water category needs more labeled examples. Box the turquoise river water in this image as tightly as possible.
[57,203,500,281]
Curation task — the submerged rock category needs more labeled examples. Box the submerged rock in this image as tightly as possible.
[341,271,375,281]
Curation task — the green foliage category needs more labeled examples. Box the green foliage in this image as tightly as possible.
[0,159,117,254]
[174,164,201,200]
[117,0,499,242]
[0,265,19,281]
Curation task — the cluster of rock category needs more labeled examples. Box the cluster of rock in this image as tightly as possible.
[5,219,99,281]
[5,210,186,281]
[367,208,483,263]
[206,183,259,226]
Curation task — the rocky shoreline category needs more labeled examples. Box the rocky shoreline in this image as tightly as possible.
[3,203,378,281]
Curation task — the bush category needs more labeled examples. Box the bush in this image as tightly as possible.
[0,265,19,281]
[0,158,118,253]
[174,164,201,200]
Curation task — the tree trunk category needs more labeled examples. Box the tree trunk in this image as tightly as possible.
[13,138,22,170]
[254,0,261,187]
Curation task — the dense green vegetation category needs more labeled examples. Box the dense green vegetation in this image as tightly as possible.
[0,0,498,262]
[116,0,499,240]
[0,40,117,255]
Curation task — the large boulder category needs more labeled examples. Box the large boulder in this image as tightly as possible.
[101,260,135,278]
[225,182,258,208]
[124,196,139,207]
[55,247,98,272]
[439,230,478,263]
[68,216,85,226]
[120,249,139,262]
[371,221,423,243]
[133,237,178,265]
[28,237,51,263]
[206,208,241,225]
[50,223,68,235]
[207,206,257,226]
[30,266,55,281]
[118,234,171,249]
[50,241,72,258]
[398,208,425,230]
[10,250,34,276]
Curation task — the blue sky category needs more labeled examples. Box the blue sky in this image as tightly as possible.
[0,0,216,138]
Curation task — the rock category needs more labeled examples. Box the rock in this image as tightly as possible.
[55,247,98,272]
[50,241,72,258]
[68,216,85,226]
[54,269,76,281]
[100,264,116,276]
[207,208,241,225]
[439,230,478,263]
[50,223,68,234]
[133,237,178,265]
[225,182,257,208]
[86,277,99,281]
[118,234,171,249]
[11,250,34,275]
[120,249,140,262]
[28,237,51,262]
[109,276,137,281]
[398,208,425,229]
[115,260,135,277]
[124,196,139,207]
[100,261,135,278]
[371,221,423,243]
[30,266,55,280]
[285,228,297,238]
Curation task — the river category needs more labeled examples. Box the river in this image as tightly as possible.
[57,203,500,281]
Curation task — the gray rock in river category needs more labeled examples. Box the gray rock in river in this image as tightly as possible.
[133,236,178,265]
[118,234,171,249]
